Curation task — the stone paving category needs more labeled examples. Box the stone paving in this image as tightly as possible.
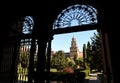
[50,72,102,83]
[88,73,101,83]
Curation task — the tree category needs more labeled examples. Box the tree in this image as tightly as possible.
[90,32,103,71]
[86,41,93,70]
[73,53,84,69]
[50,50,68,71]
[67,57,75,68]
[83,44,87,68]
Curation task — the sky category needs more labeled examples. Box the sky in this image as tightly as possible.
[51,30,97,53]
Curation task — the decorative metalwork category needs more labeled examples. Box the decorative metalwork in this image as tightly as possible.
[53,4,98,29]
[17,38,38,82]
[22,16,34,34]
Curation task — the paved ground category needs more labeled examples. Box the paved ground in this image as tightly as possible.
[88,73,101,83]
[50,72,102,83]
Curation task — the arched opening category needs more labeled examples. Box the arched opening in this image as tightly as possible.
[2,4,112,83]
[51,30,103,82]
[48,4,107,83]
[16,16,38,83]
[0,1,116,83]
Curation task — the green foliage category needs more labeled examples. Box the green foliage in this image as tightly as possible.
[51,50,85,71]
[74,53,78,61]
[74,58,84,69]
[67,57,75,68]
[19,52,29,68]
[88,32,103,71]
[83,44,87,60]
[81,69,90,77]
[50,50,69,71]
[86,41,92,66]
[82,32,104,71]
[50,68,57,72]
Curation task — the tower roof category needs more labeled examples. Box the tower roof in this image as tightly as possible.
[72,36,76,41]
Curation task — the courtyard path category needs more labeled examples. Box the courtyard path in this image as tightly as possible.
[50,72,102,83]
[88,72,101,83]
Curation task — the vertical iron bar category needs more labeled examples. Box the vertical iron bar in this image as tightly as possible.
[28,38,36,83]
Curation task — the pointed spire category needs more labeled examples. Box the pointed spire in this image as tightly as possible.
[71,36,77,47]
[72,35,76,41]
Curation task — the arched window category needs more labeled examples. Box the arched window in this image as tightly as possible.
[53,4,98,29]
[22,16,34,34]
[17,16,36,82]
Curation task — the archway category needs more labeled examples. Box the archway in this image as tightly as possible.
[13,4,112,83]
[47,4,109,83]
